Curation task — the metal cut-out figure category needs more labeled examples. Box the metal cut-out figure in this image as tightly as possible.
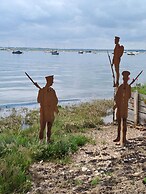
[37,75,58,143]
[113,71,131,146]
[112,36,124,87]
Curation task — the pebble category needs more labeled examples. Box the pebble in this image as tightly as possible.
[82,167,88,172]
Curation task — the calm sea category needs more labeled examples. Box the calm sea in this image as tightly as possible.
[0,49,146,108]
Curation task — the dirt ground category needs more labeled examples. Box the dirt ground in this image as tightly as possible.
[27,124,146,194]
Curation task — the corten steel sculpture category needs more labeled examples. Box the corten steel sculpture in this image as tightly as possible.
[37,75,58,143]
[112,36,124,87]
[113,71,131,146]
[25,72,58,143]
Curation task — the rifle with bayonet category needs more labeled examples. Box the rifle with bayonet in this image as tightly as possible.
[25,72,41,89]
[129,70,143,86]
[107,51,116,121]
[113,70,143,121]
[107,51,115,87]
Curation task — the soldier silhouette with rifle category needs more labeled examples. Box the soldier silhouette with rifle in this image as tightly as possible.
[25,72,58,143]
[113,70,143,146]
[107,36,124,122]
[113,71,131,146]
[112,36,124,87]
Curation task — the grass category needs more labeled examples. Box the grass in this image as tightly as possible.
[74,179,84,186]
[91,176,100,186]
[0,99,112,194]
[132,83,146,104]
[143,177,146,184]
[132,83,146,95]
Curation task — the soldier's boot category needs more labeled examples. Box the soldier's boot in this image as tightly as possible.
[113,119,121,142]
[113,128,120,142]
[39,130,44,141]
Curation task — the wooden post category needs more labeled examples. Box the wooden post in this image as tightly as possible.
[134,90,139,126]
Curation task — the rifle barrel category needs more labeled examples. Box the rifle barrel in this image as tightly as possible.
[25,72,35,84]
[129,70,143,85]
[25,72,41,89]
[107,51,115,85]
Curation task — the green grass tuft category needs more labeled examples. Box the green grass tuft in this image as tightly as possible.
[91,176,100,186]
[143,177,146,184]
[132,83,146,95]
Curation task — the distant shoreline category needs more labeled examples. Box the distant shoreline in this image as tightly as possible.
[0,46,146,53]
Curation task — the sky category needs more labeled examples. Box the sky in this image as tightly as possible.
[0,0,146,49]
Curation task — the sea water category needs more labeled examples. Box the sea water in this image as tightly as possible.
[0,49,146,109]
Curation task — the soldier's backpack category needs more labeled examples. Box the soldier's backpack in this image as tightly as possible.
[119,45,124,57]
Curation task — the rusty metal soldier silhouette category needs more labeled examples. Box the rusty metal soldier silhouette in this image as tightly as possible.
[37,75,58,143]
[112,36,124,87]
[113,71,131,146]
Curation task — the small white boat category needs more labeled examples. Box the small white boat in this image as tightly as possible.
[78,51,83,54]
[127,52,135,55]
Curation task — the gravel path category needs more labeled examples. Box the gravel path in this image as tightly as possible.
[27,124,146,194]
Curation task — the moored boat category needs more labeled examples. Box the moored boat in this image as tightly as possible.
[127,52,136,55]
[12,50,23,54]
[51,50,59,55]
[78,51,84,54]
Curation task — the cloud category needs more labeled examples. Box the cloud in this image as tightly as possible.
[0,0,146,49]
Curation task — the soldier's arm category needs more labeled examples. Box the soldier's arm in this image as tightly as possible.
[52,89,58,105]
[114,86,121,106]
[37,89,42,103]
[52,89,59,113]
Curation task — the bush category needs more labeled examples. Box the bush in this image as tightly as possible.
[32,134,89,161]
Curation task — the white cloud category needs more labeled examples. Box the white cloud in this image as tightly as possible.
[0,0,146,49]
